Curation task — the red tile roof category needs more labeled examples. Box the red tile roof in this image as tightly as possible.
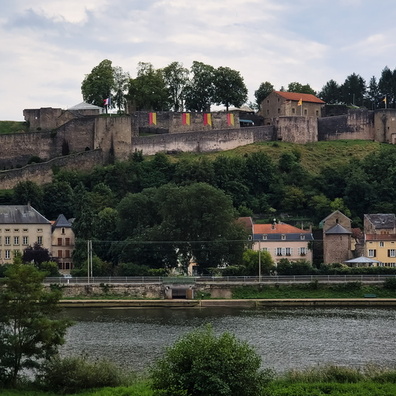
[274,91,325,104]
[254,223,309,234]
[366,234,396,241]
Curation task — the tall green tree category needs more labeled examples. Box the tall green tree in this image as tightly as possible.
[340,73,366,106]
[112,66,130,113]
[318,79,340,104]
[127,62,170,111]
[287,82,316,94]
[0,264,70,387]
[254,81,274,110]
[213,66,248,111]
[81,59,114,107]
[366,76,381,109]
[184,61,216,112]
[378,66,396,107]
[12,181,44,211]
[162,61,189,112]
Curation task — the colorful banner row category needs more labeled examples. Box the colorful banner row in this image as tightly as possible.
[148,113,235,126]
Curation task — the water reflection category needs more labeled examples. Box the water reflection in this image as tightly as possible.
[60,307,396,372]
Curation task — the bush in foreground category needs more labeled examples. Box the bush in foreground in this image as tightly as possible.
[38,355,129,394]
[150,324,272,396]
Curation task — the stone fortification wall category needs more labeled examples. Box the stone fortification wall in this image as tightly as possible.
[94,116,134,162]
[132,126,274,155]
[23,108,75,131]
[318,110,374,141]
[0,150,103,190]
[131,111,239,134]
[374,109,396,144]
[274,116,318,143]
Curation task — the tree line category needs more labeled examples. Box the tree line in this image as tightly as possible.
[2,143,396,274]
[81,59,396,113]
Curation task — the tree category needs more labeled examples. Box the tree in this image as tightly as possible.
[23,243,52,265]
[340,73,366,106]
[242,249,274,276]
[0,264,70,387]
[378,66,396,107]
[366,76,381,109]
[184,61,216,112]
[287,82,316,95]
[213,66,248,111]
[112,66,130,113]
[162,61,189,111]
[254,81,274,110]
[127,62,170,111]
[42,181,74,220]
[150,325,269,396]
[81,59,114,108]
[318,79,340,104]
[12,181,44,211]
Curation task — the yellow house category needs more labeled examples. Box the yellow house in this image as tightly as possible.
[364,214,396,267]
[0,205,52,264]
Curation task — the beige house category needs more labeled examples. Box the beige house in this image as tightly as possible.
[51,214,75,272]
[0,205,52,264]
[250,220,314,265]
[259,91,325,123]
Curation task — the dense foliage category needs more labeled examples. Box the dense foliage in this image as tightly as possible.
[0,265,70,387]
[150,325,269,396]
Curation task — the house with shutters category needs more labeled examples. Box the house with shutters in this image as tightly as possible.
[239,218,314,265]
[364,214,396,267]
[0,205,75,272]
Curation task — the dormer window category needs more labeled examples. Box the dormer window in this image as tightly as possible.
[281,234,286,240]
[300,234,305,240]
[262,235,267,240]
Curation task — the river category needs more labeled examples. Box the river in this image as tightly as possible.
[60,306,396,373]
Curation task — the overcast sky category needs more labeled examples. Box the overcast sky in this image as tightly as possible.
[2,0,396,121]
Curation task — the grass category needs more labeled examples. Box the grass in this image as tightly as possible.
[0,121,28,134]
[165,140,382,175]
[232,283,396,299]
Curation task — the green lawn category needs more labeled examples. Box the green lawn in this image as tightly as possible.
[0,121,28,134]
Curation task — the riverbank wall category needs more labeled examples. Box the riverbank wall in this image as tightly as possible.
[59,298,396,308]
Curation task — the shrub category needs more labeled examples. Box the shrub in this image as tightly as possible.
[383,277,396,291]
[39,355,126,394]
[150,324,272,396]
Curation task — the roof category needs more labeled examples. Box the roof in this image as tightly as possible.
[321,210,351,223]
[366,234,396,241]
[0,205,50,224]
[254,223,310,234]
[345,256,381,264]
[52,214,72,228]
[325,224,352,235]
[364,214,396,230]
[274,91,325,104]
[68,102,101,110]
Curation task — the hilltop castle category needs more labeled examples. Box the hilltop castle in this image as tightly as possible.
[0,95,396,189]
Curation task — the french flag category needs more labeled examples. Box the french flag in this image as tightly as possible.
[103,98,110,106]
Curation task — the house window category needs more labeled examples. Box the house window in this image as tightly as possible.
[380,241,384,247]
[281,234,286,240]
[300,234,305,240]
[368,249,376,257]
[23,236,28,245]
[14,229,19,232]
[299,247,307,256]
[262,235,267,240]
[304,109,308,115]
[277,108,280,114]
[58,250,63,258]
[37,236,43,245]
[292,108,295,114]
[276,247,282,256]
[37,228,43,233]
[266,109,269,115]
[5,229,10,232]
[23,229,28,232]
[5,236,10,245]
[388,249,396,258]
[65,250,70,258]
[62,228,65,235]
[285,247,292,256]
[316,110,319,116]
[13,236,19,245]
[5,250,11,259]
[65,238,71,246]
[58,238,63,246]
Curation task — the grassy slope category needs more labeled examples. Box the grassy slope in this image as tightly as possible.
[168,140,383,175]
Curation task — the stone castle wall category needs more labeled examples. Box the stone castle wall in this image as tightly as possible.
[318,109,375,141]
[0,150,103,189]
[275,116,318,143]
[132,126,274,156]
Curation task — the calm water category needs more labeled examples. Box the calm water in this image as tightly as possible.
[60,306,396,373]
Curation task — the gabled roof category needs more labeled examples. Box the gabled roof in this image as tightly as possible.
[274,91,325,104]
[325,224,352,235]
[52,214,72,228]
[254,223,310,234]
[0,205,50,224]
[321,210,351,223]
